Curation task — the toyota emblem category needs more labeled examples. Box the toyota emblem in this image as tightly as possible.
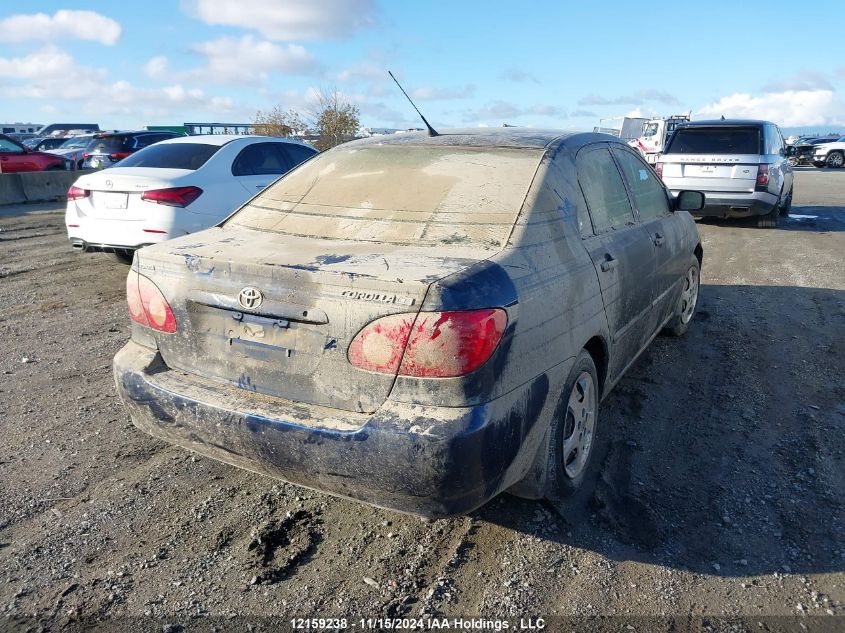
[238,287,263,310]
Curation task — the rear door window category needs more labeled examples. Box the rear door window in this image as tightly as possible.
[117,143,221,170]
[666,127,762,154]
[611,148,671,221]
[576,147,636,233]
[232,143,294,176]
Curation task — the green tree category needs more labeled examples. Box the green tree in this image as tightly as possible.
[308,88,360,151]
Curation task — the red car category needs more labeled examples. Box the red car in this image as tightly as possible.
[0,134,67,173]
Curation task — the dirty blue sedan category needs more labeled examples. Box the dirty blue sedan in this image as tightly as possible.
[114,129,704,517]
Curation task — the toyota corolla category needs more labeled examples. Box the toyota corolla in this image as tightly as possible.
[114,129,704,517]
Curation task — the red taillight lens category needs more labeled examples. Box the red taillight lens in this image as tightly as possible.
[82,152,89,158]
[126,272,177,333]
[756,164,770,190]
[67,185,88,200]
[348,309,507,378]
[109,151,131,161]
[141,186,203,208]
[654,162,664,179]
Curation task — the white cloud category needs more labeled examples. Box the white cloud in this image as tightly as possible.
[188,0,376,40]
[144,56,170,80]
[0,10,121,45]
[463,101,566,123]
[0,47,247,123]
[579,90,678,107]
[499,67,540,84]
[192,35,322,84]
[696,89,845,127]
[410,85,475,101]
[762,70,833,93]
[0,47,107,99]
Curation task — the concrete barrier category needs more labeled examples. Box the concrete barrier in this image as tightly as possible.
[0,170,95,205]
[0,173,26,205]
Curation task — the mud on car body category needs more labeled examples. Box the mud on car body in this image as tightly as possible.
[114,129,705,518]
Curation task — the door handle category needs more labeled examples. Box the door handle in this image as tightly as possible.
[600,255,618,272]
[653,233,665,246]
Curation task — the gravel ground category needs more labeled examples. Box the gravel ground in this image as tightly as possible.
[0,170,843,631]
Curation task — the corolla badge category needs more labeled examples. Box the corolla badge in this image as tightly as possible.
[238,287,263,310]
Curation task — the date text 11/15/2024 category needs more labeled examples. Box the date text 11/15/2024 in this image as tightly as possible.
[291,617,547,630]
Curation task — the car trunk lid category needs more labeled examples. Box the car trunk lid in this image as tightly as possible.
[660,154,760,192]
[136,226,486,413]
[76,168,191,220]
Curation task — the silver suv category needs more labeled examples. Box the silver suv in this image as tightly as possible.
[656,120,794,228]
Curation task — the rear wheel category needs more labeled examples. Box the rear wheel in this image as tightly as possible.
[757,205,779,228]
[826,152,844,168]
[111,249,134,265]
[664,256,700,337]
[545,350,603,502]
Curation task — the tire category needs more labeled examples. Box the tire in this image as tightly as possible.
[826,152,844,168]
[111,249,134,265]
[664,256,700,337]
[545,350,604,502]
[757,204,779,228]
[778,189,792,217]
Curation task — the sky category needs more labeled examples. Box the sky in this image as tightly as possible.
[1,1,844,135]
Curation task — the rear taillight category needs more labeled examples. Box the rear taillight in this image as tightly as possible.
[654,162,664,179]
[348,309,507,378]
[82,152,89,158]
[141,186,203,208]
[756,164,770,191]
[109,152,131,161]
[126,272,177,333]
[67,185,88,200]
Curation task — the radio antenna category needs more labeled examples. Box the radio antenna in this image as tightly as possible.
[388,70,439,137]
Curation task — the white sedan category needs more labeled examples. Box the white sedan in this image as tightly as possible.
[65,135,317,263]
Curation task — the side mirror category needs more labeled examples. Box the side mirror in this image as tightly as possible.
[675,190,705,212]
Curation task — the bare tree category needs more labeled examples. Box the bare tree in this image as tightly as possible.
[253,106,308,138]
[307,88,360,151]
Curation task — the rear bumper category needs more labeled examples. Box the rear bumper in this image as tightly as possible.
[65,201,207,250]
[671,189,777,218]
[113,341,556,518]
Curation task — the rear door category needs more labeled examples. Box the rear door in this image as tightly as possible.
[232,142,294,194]
[576,145,656,380]
[611,146,681,325]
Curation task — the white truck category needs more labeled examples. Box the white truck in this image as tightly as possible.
[628,114,691,164]
[593,117,649,142]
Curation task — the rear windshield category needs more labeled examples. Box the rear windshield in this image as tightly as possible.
[117,143,221,170]
[226,145,542,248]
[666,127,762,154]
[87,135,131,153]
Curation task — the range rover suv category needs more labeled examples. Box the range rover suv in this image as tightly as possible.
[656,120,793,228]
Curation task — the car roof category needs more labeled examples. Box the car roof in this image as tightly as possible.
[677,119,773,128]
[155,134,314,148]
[346,128,577,150]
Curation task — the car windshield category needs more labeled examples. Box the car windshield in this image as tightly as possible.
[666,127,762,154]
[117,143,221,170]
[59,136,92,149]
[642,123,659,137]
[226,144,543,249]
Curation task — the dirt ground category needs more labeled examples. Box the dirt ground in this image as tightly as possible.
[0,169,843,631]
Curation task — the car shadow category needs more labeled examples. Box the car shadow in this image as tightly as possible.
[696,205,845,233]
[472,283,845,578]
